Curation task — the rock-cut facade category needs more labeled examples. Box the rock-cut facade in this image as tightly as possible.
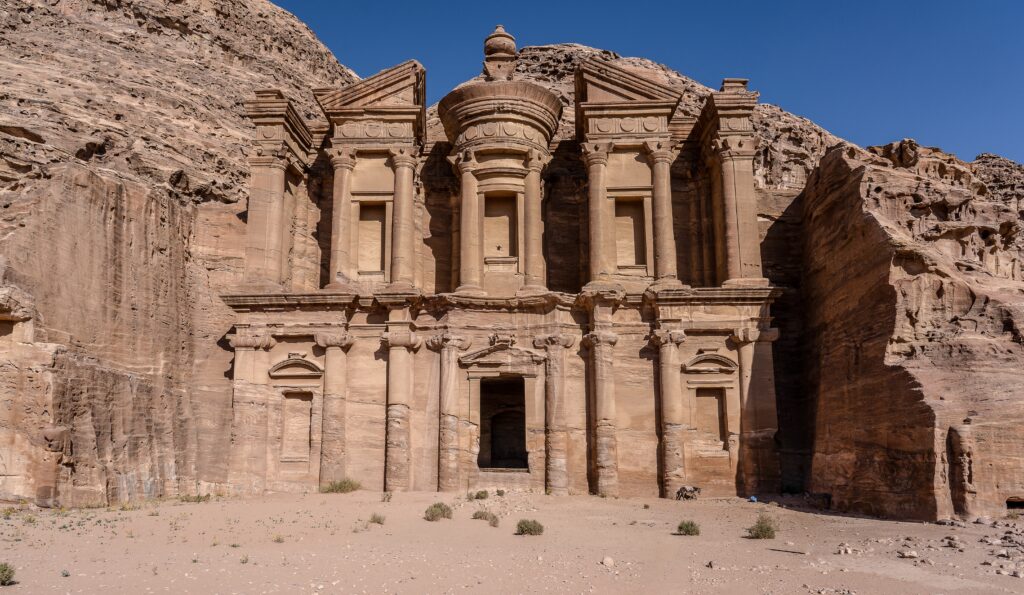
[224,27,781,497]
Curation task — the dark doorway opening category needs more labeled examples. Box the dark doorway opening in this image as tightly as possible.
[1007,498,1024,510]
[478,377,527,469]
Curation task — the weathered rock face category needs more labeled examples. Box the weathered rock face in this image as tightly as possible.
[802,140,1024,519]
[0,0,354,505]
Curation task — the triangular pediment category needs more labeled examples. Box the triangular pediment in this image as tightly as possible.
[314,60,425,115]
[459,343,545,367]
[575,59,681,104]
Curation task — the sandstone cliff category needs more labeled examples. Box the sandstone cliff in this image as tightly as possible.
[802,141,1024,519]
[0,0,354,505]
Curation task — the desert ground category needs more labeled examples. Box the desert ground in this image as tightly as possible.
[0,489,1020,594]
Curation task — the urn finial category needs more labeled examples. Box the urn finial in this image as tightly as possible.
[483,25,516,81]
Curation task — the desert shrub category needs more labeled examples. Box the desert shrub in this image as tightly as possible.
[496,489,505,497]
[272,535,284,543]
[746,513,777,539]
[179,494,211,503]
[473,490,488,500]
[370,513,385,525]
[321,479,361,494]
[381,492,392,503]
[515,519,544,536]
[676,520,700,536]
[472,510,499,527]
[424,502,453,522]
[0,562,14,586]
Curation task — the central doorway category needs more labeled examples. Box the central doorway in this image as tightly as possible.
[478,376,527,469]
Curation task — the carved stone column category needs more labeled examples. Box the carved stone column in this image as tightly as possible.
[389,147,419,288]
[314,331,354,486]
[427,332,471,492]
[652,328,686,496]
[522,150,549,292]
[326,148,356,288]
[455,152,484,294]
[644,141,680,285]
[382,328,421,491]
[534,333,575,495]
[582,143,612,284]
[730,327,780,495]
[245,149,288,287]
[584,329,619,497]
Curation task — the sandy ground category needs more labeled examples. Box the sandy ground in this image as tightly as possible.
[0,490,1020,594]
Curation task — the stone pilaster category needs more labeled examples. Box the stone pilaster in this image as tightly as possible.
[244,148,288,287]
[454,151,484,295]
[314,331,355,486]
[730,326,780,495]
[426,332,472,492]
[326,148,356,289]
[652,328,686,496]
[534,333,576,495]
[381,327,421,491]
[389,147,419,288]
[584,329,619,497]
[227,331,276,492]
[644,141,681,286]
[582,142,613,285]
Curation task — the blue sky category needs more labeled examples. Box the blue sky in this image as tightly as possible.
[273,1,1023,163]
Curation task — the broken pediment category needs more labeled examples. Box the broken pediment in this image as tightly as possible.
[268,353,323,379]
[682,353,737,374]
[575,59,681,105]
[574,60,681,141]
[314,60,425,115]
[459,342,545,368]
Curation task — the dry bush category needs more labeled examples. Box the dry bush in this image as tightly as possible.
[515,519,544,535]
[424,502,453,522]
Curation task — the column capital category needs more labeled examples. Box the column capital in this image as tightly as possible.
[329,146,357,171]
[582,330,619,348]
[448,149,478,175]
[533,333,575,350]
[525,149,551,173]
[382,330,422,350]
[581,142,612,167]
[314,331,355,350]
[643,140,679,166]
[426,332,472,352]
[388,146,420,170]
[730,327,779,345]
[709,134,758,161]
[230,331,276,351]
[248,142,289,170]
[651,328,686,346]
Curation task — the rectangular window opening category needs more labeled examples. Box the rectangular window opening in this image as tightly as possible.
[357,203,386,273]
[484,194,518,259]
[614,198,646,268]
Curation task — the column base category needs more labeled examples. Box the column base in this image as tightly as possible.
[324,281,356,292]
[455,284,487,297]
[516,284,548,297]
[649,277,686,291]
[722,277,770,288]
